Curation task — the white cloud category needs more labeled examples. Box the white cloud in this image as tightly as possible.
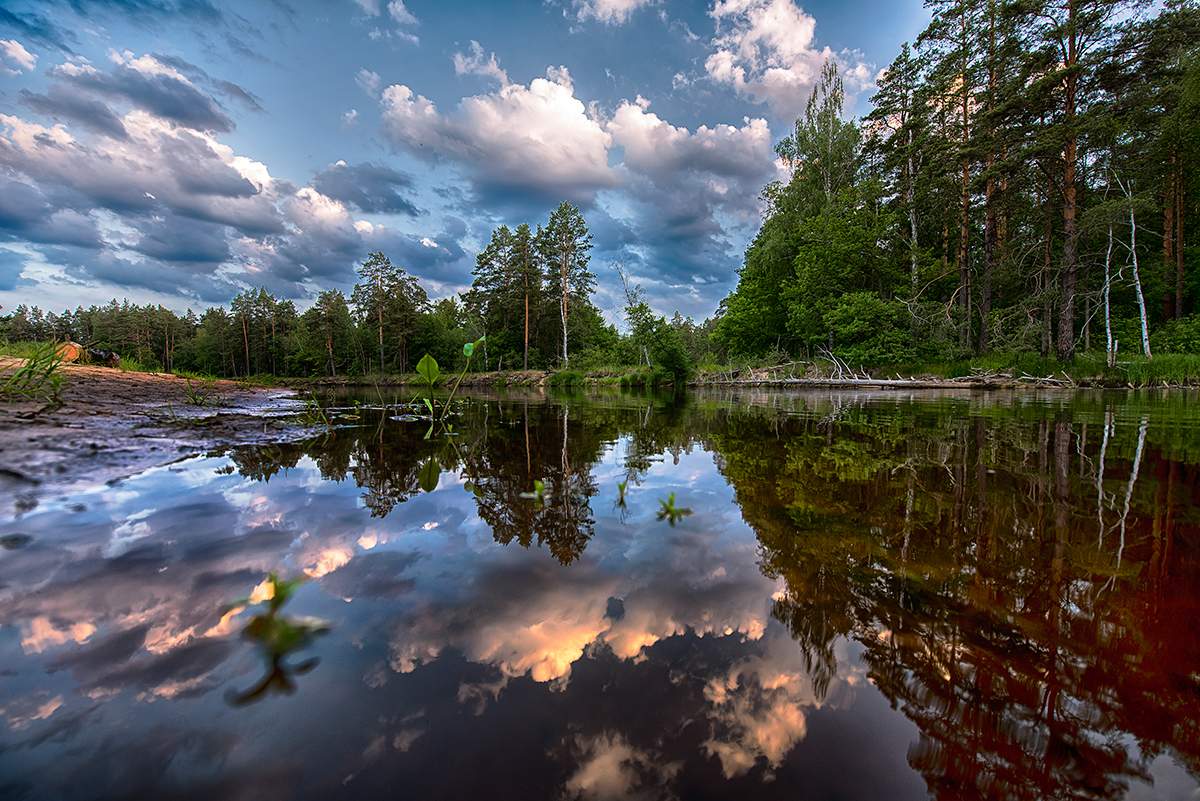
[606,98,772,182]
[380,66,616,203]
[0,39,37,76]
[452,40,509,85]
[704,0,872,117]
[387,0,418,25]
[342,108,359,126]
[572,0,654,24]
[356,68,382,97]
[353,0,382,15]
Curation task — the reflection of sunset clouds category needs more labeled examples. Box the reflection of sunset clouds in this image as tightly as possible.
[702,628,862,778]
[21,616,96,654]
[1,693,64,730]
[563,733,680,801]
[302,544,354,578]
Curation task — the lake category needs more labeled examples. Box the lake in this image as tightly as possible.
[1,388,1198,801]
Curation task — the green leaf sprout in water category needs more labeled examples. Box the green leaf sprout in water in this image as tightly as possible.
[416,353,441,388]
[616,480,628,507]
[225,573,329,706]
[656,493,692,526]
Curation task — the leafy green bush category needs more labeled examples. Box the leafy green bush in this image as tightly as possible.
[822,292,916,365]
[1151,315,1200,354]
[548,370,584,387]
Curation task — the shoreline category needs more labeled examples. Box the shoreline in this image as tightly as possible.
[284,371,1200,391]
[0,360,310,515]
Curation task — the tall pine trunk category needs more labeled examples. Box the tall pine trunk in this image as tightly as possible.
[957,8,972,353]
[1056,0,1079,361]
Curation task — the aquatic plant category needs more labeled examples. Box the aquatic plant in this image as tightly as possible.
[616,480,628,506]
[656,493,692,526]
[414,336,486,427]
[226,573,329,706]
[298,391,330,428]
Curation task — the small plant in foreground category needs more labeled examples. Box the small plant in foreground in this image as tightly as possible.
[1,341,65,404]
[225,573,329,706]
[413,336,486,429]
[300,391,332,427]
[183,377,214,406]
[656,493,692,526]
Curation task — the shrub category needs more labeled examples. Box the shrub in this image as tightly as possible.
[1151,315,1200,354]
[822,292,916,365]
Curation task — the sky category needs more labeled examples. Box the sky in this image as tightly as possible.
[0,0,928,322]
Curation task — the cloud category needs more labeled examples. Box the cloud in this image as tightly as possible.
[601,97,775,315]
[342,108,359,126]
[312,160,423,216]
[19,86,130,140]
[705,0,872,118]
[355,0,419,43]
[0,247,27,290]
[0,176,103,249]
[356,67,382,96]
[148,52,264,112]
[380,66,616,206]
[452,40,508,85]
[571,0,655,25]
[701,625,863,779]
[387,0,418,26]
[52,50,236,132]
[563,733,680,800]
[0,38,36,74]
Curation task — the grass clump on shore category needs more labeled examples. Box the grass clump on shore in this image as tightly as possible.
[0,341,65,404]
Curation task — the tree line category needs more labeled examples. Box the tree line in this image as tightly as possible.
[0,202,700,379]
[715,0,1200,365]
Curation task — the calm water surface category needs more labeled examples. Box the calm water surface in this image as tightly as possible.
[1,388,1198,801]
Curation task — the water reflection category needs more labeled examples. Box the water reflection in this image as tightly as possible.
[0,388,1197,800]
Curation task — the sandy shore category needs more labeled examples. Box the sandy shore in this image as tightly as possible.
[0,360,306,516]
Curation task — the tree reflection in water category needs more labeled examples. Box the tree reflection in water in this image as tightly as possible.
[223,389,1200,800]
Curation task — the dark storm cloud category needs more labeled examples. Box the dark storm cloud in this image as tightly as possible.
[160,132,258,198]
[311,161,422,216]
[53,56,235,133]
[0,247,27,291]
[57,245,240,302]
[19,87,129,140]
[130,213,231,264]
[0,176,102,249]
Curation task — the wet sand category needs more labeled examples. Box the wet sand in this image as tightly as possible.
[0,360,307,515]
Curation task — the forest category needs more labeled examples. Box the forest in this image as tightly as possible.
[1,0,1198,380]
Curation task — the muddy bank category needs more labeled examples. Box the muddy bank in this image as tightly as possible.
[0,360,308,515]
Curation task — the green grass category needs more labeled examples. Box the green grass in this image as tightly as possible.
[547,370,585,387]
[0,340,65,403]
[895,351,1200,386]
[0,341,53,360]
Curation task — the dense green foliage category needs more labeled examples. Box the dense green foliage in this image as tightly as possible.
[715,0,1200,366]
